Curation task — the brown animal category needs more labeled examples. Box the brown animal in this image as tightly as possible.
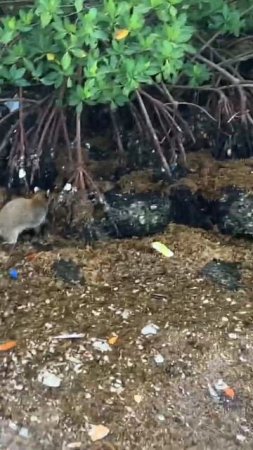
[0,191,49,244]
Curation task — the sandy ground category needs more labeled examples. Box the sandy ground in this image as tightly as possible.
[1,224,253,449]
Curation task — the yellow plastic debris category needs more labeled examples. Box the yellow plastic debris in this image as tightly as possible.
[151,241,174,257]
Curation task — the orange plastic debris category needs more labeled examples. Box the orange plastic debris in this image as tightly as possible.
[0,340,17,351]
[224,387,235,399]
[108,335,119,345]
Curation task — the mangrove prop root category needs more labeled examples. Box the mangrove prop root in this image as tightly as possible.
[110,106,125,161]
[135,90,172,179]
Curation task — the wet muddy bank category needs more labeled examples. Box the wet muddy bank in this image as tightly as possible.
[1,225,253,448]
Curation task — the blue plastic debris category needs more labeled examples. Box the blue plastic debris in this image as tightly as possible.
[9,268,19,280]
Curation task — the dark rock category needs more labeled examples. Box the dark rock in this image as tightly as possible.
[170,185,214,231]
[92,192,173,239]
[52,259,85,285]
[216,188,253,237]
[200,260,242,291]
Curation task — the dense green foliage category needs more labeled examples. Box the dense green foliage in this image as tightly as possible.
[0,0,251,109]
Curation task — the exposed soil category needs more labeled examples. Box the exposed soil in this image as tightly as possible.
[1,223,253,449]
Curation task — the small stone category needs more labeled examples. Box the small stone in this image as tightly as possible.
[88,424,110,442]
[52,259,85,285]
[134,394,143,404]
[221,316,228,322]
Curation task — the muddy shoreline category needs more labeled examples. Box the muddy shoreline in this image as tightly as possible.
[0,225,253,449]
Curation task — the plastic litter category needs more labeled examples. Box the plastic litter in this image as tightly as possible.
[9,269,18,280]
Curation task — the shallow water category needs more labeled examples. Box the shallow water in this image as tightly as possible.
[1,225,253,449]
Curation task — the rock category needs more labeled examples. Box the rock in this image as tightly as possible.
[52,259,85,285]
[216,188,253,237]
[93,192,173,239]
[200,260,242,291]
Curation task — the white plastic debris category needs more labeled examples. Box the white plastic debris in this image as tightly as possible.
[236,434,246,444]
[92,339,112,352]
[214,379,229,391]
[141,323,160,336]
[157,414,166,421]
[207,382,220,403]
[63,182,72,192]
[5,100,20,112]
[38,370,61,387]
[66,442,82,449]
[110,379,124,394]
[19,427,30,438]
[154,353,164,365]
[121,309,130,319]
[88,424,110,442]
[53,333,85,340]
[18,168,26,179]
[228,333,238,340]
[8,421,18,431]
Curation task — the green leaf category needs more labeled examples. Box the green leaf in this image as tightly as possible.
[169,5,177,17]
[129,12,144,31]
[86,8,97,22]
[74,0,83,13]
[23,58,35,73]
[150,0,164,7]
[71,48,86,58]
[10,66,26,80]
[105,0,116,19]
[41,71,61,86]
[7,17,16,31]
[61,52,71,71]
[1,30,15,44]
[41,11,52,28]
